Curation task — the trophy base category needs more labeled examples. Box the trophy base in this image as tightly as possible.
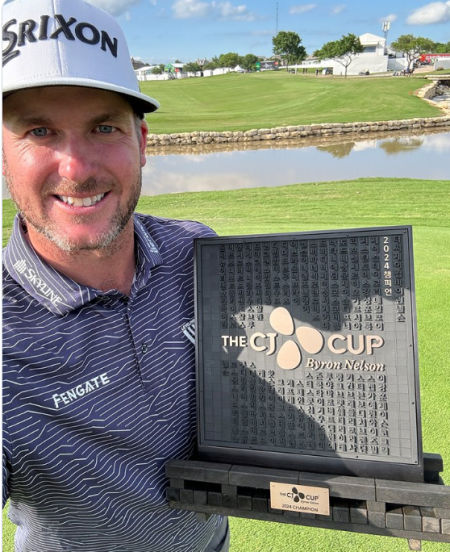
[165,454,450,548]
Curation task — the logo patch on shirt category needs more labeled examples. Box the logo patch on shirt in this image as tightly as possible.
[52,372,111,409]
[14,259,27,274]
[142,233,159,254]
[182,319,196,344]
[13,259,63,306]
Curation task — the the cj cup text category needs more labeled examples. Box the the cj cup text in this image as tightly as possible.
[221,333,384,356]
[285,491,320,502]
[220,307,386,371]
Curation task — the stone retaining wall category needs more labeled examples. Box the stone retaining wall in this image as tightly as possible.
[422,82,440,100]
[147,116,450,147]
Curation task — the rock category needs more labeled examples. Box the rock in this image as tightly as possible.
[146,114,450,149]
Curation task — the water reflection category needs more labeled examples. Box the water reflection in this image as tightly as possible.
[317,136,426,157]
[2,129,449,199]
[316,142,356,158]
[144,127,450,157]
[139,128,449,196]
[379,137,424,155]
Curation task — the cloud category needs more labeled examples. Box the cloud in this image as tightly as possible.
[141,165,258,195]
[353,140,378,152]
[332,4,346,14]
[381,14,398,23]
[172,0,210,18]
[219,1,254,19]
[172,0,256,20]
[88,0,142,17]
[407,1,450,24]
[289,4,317,15]
[422,134,450,151]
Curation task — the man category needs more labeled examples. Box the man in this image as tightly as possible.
[2,0,229,550]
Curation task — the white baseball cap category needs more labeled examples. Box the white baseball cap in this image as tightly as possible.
[2,0,160,112]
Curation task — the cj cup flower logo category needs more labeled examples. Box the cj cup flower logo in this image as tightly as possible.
[289,487,305,502]
[269,307,325,370]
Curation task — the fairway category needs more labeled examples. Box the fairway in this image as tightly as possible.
[3,178,449,552]
[141,72,443,134]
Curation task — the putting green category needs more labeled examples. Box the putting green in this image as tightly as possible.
[141,72,442,134]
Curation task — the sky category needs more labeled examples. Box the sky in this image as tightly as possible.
[2,0,450,64]
[85,0,450,64]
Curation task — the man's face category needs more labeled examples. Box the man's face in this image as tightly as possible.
[2,86,148,253]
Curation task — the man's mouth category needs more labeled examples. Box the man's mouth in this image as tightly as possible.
[56,193,106,207]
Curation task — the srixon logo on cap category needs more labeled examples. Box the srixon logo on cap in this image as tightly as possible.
[2,14,118,66]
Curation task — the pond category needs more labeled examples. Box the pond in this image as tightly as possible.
[140,128,449,196]
[2,128,449,199]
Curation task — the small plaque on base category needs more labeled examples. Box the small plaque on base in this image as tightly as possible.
[270,482,330,515]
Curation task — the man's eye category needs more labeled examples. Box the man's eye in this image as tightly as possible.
[30,127,48,137]
[98,125,115,134]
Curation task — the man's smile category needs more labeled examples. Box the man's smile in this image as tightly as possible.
[55,192,107,207]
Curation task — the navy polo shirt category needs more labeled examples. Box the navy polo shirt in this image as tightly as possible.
[3,213,221,552]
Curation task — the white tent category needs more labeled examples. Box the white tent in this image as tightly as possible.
[233,65,246,72]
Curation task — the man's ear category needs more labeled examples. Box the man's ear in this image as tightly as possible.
[139,119,148,167]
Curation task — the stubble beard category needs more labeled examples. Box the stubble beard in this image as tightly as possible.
[4,167,142,254]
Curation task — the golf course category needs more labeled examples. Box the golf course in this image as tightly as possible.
[140,71,444,133]
[2,73,449,551]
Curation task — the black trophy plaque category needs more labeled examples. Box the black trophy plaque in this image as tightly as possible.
[194,227,423,482]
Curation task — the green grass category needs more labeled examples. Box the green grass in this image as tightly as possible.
[2,199,17,246]
[426,69,450,75]
[3,177,450,551]
[141,72,442,134]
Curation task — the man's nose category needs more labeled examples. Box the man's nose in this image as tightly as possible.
[56,136,98,183]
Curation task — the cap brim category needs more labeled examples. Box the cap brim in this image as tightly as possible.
[3,77,160,113]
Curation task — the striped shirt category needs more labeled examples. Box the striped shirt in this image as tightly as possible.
[3,213,222,552]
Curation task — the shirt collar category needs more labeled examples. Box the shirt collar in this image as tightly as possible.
[132,216,163,292]
[3,214,163,315]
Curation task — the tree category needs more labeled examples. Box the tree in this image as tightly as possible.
[218,52,241,68]
[241,53,259,72]
[183,62,202,73]
[272,31,306,69]
[317,142,355,158]
[380,137,423,155]
[314,33,364,77]
[203,56,219,70]
[151,66,162,75]
[431,41,450,54]
[391,34,435,70]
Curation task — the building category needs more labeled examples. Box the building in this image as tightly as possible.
[135,64,233,81]
[290,33,408,76]
[135,65,162,80]
[131,57,146,70]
